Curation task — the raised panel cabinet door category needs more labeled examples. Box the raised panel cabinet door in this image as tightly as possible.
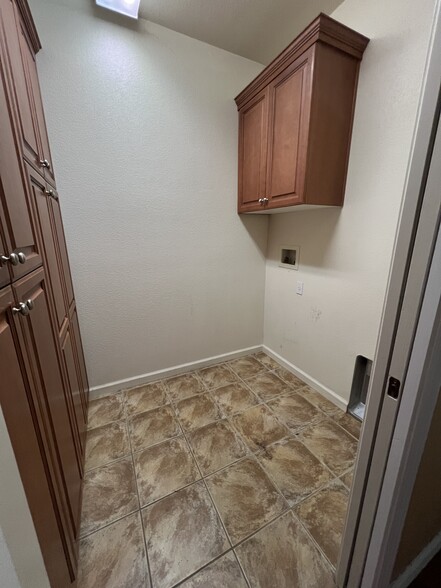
[13,267,83,540]
[0,0,39,169]
[50,189,75,311]
[15,4,56,185]
[0,49,43,280]
[0,221,12,288]
[238,88,269,212]
[61,324,86,456]
[26,164,67,333]
[266,49,313,208]
[70,305,89,415]
[0,285,75,588]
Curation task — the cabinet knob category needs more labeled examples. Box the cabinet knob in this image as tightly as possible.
[262,198,269,204]
[12,299,34,316]
[45,189,59,201]
[40,158,51,169]
[258,198,264,205]
[0,252,27,266]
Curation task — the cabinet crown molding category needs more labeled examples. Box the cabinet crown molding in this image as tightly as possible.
[235,13,369,110]
[16,0,41,53]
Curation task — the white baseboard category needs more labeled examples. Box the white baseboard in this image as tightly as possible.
[262,345,348,411]
[391,530,441,588]
[89,345,263,400]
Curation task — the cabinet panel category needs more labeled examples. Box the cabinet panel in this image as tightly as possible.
[61,324,86,455]
[50,190,75,310]
[71,305,89,416]
[16,8,56,185]
[0,284,75,588]
[13,267,82,539]
[238,88,269,211]
[0,0,39,168]
[266,52,312,207]
[26,164,66,332]
[0,47,42,280]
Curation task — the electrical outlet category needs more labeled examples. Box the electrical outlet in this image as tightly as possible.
[296,281,304,296]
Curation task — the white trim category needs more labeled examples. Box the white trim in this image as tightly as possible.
[391,530,441,588]
[262,345,348,410]
[89,345,263,399]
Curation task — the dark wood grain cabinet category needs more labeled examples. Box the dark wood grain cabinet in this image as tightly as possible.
[0,1,88,586]
[235,14,369,213]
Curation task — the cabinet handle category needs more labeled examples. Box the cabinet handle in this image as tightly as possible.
[40,158,51,170]
[262,198,269,204]
[12,299,34,316]
[45,189,59,201]
[258,198,264,205]
[0,252,27,266]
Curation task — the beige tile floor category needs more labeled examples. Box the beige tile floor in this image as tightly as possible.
[78,352,361,588]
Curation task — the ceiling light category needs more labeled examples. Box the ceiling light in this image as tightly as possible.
[96,0,141,19]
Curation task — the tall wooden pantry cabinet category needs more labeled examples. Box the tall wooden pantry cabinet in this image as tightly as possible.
[0,1,88,585]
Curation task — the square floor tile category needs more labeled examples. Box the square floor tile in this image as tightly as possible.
[295,480,349,567]
[180,551,248,588]
[78,512,149,588]
[198,364,238,389]
[124,381,167,416]
[258,438,333,506]
[232,404,288,452]
[206,457,287,544]
[334,412,361,439]
[296,385,341,416]
[87,393,124,429]
[235,511,334,588]
[85,421,130,471]
[134,436,200,507]
[176,393,222,431]
[298,419,358,476]
[253,352,280,371]
[340,469,353,490]
[188,420,247,476]
[211,382,259,417]
[246,372,292,402]
[228,356,267,379]
[142,481,229,588]
[267,392,324,432]
[80,458,139,537]
[128,405,181,452]
[165,373,205,402]
[274,368,306,389]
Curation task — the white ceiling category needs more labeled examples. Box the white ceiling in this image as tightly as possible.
[139,0,344,64]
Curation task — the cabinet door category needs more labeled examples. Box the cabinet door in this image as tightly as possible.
[0,0,39,168]
[15,5,56,186]
[26,164,67,333]
[0,45,43,280]
[61,322,87,456]
[266,49,312,208]
[0,285,75,588]
[13,267,82,539]
[71,305,89,413]
[50,189,75,311]
[238,88,269,212]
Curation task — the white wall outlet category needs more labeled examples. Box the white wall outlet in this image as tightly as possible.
[296,281,304,296]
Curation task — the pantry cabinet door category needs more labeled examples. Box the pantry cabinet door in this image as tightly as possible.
[0,284,75,588]
[0,43,43,280]
[13,267,83,538]
[266,49,313,209]
[238,88,269,212]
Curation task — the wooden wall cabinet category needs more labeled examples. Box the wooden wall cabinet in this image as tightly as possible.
[235,14,369,214]
[0,1,88,586]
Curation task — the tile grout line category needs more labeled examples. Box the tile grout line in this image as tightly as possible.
[291,509,338,576]
[123,402,154,588]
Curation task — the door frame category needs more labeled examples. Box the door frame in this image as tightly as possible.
[337,0,441,585]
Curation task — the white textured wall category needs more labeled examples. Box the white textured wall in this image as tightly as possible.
[30,0,267,391]
[263,0,436,402]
